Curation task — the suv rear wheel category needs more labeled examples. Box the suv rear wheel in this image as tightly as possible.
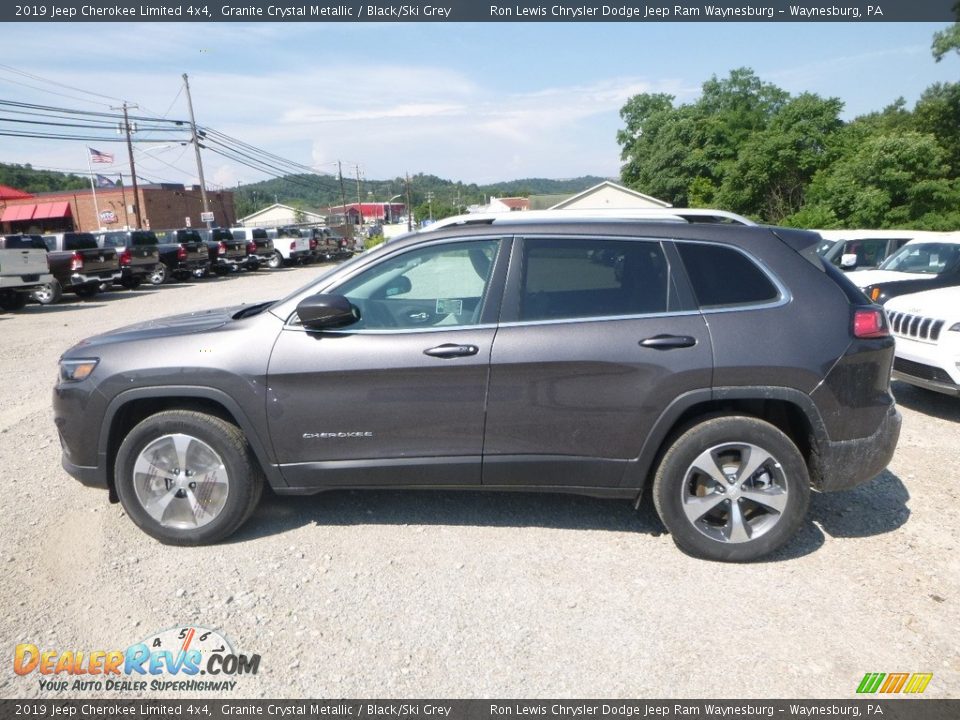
[652,416,810,562]
[114,410,264,545]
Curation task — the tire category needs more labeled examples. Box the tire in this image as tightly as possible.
[114,410,264,545]
[652,415,810,562]
[74,283,100,298]
[120,276,142,290]
[267,251,282,269]
[31,280,63,305]
[0,291,28,311]
[148,265,167,286]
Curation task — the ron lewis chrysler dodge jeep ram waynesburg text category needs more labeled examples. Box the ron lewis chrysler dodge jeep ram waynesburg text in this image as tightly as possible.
[53,212,901,562]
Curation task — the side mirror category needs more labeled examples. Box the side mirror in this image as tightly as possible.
[296,294,360,330]
[840,253,858,269]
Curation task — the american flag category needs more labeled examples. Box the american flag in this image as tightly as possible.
[89,147,114,164]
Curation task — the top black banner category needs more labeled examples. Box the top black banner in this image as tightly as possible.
[3,0,958,22]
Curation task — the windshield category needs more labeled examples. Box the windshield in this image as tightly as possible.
[878,242,960,275]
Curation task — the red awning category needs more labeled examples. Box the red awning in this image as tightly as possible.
[1,204,37,222]
[33,201,71,220]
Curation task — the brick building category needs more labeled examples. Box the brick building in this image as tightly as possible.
[0,183,237,234]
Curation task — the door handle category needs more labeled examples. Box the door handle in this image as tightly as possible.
[639,334,697,350]
[423,343,479,358]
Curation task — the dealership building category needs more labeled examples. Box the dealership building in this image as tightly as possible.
[0,183,237,234]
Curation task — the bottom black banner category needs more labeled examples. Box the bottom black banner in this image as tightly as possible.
[0,700,957,720]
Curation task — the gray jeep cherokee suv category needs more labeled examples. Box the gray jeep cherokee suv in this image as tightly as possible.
[53,213,901,561]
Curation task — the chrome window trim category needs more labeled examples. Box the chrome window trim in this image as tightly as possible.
[282,323,500,335]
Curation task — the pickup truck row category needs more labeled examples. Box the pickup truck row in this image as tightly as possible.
[0,226,354,309]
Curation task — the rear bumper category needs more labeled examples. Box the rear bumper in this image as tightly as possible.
[810,404,902,492]
[62,455,108,489]
[0,272,54,291]
[65,270,122,288]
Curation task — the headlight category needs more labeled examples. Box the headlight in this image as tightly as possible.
[59,358,99,383]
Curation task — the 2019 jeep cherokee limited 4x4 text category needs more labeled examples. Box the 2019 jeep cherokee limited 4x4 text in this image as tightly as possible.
[53,212,901,561]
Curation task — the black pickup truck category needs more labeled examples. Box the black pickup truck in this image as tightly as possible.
[199,228,248,274]
[229,227,276,269]
[35,232,122,304]
[154,229,209,282]
[96,230,162,289]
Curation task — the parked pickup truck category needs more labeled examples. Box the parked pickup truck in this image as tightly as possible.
[199,228,248,274]
[96,230,162,289]
[229,227,277,269]
[0,234,54,311]
[311,228,354,263]
[35,232,121,304]
[266,226,312,266]
[154,229,209,282]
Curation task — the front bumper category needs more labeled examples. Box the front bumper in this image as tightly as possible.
[891,334,960,396]
[810,404,902,492]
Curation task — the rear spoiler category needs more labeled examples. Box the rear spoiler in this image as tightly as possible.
[770,227,825,271]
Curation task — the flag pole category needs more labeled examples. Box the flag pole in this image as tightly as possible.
[86,148,101,231]
[118,173,129,229]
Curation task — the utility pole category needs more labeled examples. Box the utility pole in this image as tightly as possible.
[337,161,348,228]
[112,102,141,228]
[182,73,211,227]
[355,165,364,226]
[405,173,412,232]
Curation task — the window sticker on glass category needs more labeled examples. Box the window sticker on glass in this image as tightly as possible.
[436,298,463,315]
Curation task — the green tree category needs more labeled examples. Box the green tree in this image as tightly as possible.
[932,5,960,61]
[716,93,844,222]
[801,131,960,228]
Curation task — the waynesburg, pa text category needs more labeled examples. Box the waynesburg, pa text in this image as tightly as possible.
[487,4,884,18]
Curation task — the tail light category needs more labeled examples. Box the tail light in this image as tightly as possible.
[118,249,132,266]
[310,238,318,250]
[853,308,889,338]
[218,241,227,255]
[177,245,187,261]
[290,241,297,251]
[246,241,257,255]
[70,252,83,272]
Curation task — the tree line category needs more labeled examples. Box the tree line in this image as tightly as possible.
[617,63,960,229]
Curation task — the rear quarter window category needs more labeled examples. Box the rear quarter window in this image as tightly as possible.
[130,231,158,246]
[677,243,779,308]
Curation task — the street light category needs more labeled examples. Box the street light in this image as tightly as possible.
[386,194,402,224]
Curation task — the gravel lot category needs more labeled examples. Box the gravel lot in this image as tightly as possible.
[1,265,958,700]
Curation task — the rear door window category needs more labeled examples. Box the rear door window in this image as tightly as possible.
[518,238,670,321]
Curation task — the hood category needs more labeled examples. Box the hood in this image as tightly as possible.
[885,286,960,322]
[65,304,248,352]
[848,269,926,288]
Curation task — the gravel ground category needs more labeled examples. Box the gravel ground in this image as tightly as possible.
[1,265,958,700]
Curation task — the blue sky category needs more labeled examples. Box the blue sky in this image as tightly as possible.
[0,22,957,188]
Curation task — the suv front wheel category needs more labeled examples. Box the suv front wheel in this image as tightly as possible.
[114,410,264,545]
[652,416,810,562]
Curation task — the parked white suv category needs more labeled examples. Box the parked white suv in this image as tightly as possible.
[885,286,960,396]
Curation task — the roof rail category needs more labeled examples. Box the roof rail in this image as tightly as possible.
[423,208,756,231]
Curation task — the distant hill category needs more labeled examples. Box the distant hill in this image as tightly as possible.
[0,163,88,194]
[0,161,609,218]
[233,173,610,218]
